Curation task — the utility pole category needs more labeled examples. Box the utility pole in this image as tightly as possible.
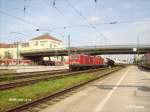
[10,32,23,65]
[16,40,19,65]
[68,34,70,65]
[133,48,137,65]
[137,37,140,56]
[137,37,140,65]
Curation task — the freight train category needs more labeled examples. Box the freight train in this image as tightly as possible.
[69,54,115,71]
[139,51,150,69]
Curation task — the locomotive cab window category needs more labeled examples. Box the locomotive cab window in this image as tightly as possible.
[70,55,79,60]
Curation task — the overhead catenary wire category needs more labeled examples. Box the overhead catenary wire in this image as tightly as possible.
[65,0,96,30]
[0,10,38,28]
[0,0,63,33]
[0,1,62,36]
[94,0,101,10]
[0,0,94,46]
[1,0,147,34]
[47,0,110,45]
[64,0,110,44]
[52,0,56,7]
[42,0,64,17]
[24,0,27,13]
[22,0,27,35]
[36,0,124,30]
[4,5,40,23]
[42,1,92,29]
[0,0,38,29]
[94,0,98,3]
[41,0,83,45]
[44,0,95,30]
[49,20,150,29]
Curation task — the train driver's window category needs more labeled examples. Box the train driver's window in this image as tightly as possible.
[70,55,79,60]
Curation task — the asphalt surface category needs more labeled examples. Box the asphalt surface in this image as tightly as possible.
[40,66,150,112]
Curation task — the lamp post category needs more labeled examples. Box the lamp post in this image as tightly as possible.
[133,48,137,64]
[137,37,140,65]
[137,37,140,57]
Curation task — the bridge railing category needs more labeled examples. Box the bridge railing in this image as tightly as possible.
[20,47,67,53]
[76,45,150,49]
[20,45,150,53]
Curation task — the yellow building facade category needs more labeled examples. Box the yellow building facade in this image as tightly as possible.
[0,34,64,60]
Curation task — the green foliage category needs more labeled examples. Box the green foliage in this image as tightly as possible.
[0,54,2,59]
[4,51,12,59]
[0,73,93,112]
[0,67,120,111]
[133,58,140,65]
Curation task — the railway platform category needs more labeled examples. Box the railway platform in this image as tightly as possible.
[40,66,150,112]
[0,65,69,73]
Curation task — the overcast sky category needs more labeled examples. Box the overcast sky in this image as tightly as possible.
[0,0,150,46]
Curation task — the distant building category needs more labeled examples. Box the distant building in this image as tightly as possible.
[29,33,63,49]
[0,34,64,59]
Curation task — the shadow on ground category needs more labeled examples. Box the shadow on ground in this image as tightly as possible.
[138,66,150,72]
[91,84,150,92]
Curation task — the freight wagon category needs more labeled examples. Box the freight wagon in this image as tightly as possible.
[139,51,150,68]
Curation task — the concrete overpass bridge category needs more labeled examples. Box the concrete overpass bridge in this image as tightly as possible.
[20,45,150,62]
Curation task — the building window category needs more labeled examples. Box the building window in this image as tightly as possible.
[35,41,38,46]
[40,44,44,46]
[21,43,29,48]
[40,40,47,43]
[50,44,52,48]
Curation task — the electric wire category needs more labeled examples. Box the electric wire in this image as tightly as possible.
[64,0,110,44]
[0,10,38,28]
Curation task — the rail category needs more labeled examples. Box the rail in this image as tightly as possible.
[0,67,109,90]
[6,66,123,112]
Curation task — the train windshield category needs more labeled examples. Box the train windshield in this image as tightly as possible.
[70,55,79,60]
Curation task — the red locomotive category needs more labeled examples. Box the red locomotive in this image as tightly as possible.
[69,54,107,70]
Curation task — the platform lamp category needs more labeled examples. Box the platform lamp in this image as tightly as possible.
[16,37,21,65]
[133,48,137,64]
[137,37,140,65]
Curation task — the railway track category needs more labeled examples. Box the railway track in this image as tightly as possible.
[0,69,69,81]
[5,67,123,112]
[0,67,108,90]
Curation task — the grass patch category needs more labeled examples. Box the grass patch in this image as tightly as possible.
[0,72,95,112]
[0,69,16,75]
[0,67,121,112]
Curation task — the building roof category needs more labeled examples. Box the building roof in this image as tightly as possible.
[31,34,62,42]
[0,43,16,48]
[0,43,11,48]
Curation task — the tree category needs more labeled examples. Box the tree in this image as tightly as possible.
[4,51,12,59]
[0,53,2,59]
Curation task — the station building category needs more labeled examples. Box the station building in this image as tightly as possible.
[0,33,64,61]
